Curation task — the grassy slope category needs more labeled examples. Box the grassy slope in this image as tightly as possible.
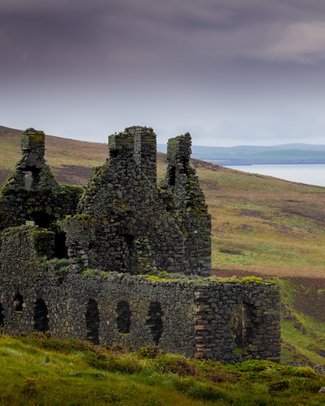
[1,126,324,365]
[0,335,324,406]
[0,126,106,185]
[277,278,325,365]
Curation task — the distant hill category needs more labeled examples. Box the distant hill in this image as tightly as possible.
[158,143,325,165]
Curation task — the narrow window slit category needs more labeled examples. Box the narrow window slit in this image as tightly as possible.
[0,303,4,327]
[33,298,49,332]
[86,299,100,344]
[146,302,163,345]
[116,301,131,333]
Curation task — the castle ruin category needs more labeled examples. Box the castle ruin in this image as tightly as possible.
[0,127,280,362]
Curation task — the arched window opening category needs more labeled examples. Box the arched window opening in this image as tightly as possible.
[0,303,4,327]
[13,293,24,313]
[33,298,49,332]
[54,231,68,258]
[86,299,100,345]
[116,301,131,333]
[146,302,164,345]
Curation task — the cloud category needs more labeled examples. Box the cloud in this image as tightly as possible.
[250,22,325,63]
[2,0,325,74]
[2,0,325,145]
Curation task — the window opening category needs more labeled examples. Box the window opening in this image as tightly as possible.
[146,302,163,345]
[33,298,49,332]
[86,299,100,345]
[116,301,131,333]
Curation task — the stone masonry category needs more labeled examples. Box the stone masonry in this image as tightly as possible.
[0,127,281,362]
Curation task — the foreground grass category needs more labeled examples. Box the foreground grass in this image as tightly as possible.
[0,335,324,406]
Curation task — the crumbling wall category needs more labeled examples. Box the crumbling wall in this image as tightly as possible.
[0,227,196,355]
[0,226,280,362]
[132,126,157,185]
[194,282,280,362]
[0,129,60,230]
[64,127,211,276]
[163,133,211,276]
[0,128,82,257]
[64,127,187,274]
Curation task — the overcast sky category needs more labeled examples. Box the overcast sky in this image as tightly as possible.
[2,0,325,146]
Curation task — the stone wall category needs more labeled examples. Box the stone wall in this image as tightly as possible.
[163,134,211,275]
[194,283,280,362]
[65,126,211,276]
[0,226,280,362]
[0,128,82,257]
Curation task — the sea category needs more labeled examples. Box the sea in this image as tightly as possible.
[207,163,325,187]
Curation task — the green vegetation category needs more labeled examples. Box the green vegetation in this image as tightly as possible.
[0,335,323,405]
[194,165,325,278]
[81,268,98,277]
[144,271,274,285]
[277,278,325,365]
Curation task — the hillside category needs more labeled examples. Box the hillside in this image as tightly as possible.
[0,125,107,185]
[0,335,323,405]
[0,125,324,365]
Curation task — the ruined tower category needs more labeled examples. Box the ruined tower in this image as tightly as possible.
[165,133,211,275]
[0,128,60,230]
[0,128,81,256]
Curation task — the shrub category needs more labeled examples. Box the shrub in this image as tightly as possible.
[153,354,199,377]
[138,345,166,358]
[173,376,228,401]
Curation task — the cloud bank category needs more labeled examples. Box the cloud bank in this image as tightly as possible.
[1,0,325,145]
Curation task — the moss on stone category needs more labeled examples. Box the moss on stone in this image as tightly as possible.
[82,268,98,277]
[22,132,45,143]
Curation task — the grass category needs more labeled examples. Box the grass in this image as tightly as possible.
[0,334,324,405]
[197,166,325,278]
[277,278,325,366]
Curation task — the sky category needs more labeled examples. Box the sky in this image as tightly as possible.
[1,0,325,146]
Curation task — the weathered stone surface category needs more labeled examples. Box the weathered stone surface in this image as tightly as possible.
[163,133,211,275]
[0,128,82,251]
[0,126,281,363]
